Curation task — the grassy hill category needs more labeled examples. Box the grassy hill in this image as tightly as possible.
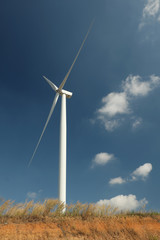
[0,199,160,240]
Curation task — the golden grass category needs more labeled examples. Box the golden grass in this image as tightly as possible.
[0,198,159,223]
[0,198,121,222]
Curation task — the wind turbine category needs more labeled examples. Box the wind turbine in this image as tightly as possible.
[28,21,94,210]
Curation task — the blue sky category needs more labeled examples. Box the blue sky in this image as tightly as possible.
[1,0,160,211]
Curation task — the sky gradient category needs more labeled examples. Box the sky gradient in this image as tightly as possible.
[1,0,160,212]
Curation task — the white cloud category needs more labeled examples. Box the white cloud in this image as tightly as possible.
[122,75,151,96]
[109,177,126,185]
[91,152,115,168]
[97,194,148,212]
[96,74,160,131]
[27,192,37,199]
[109,163,152,185]
[132,117,143,129]
[123,75,160,96]
[150,74,160,85]
[27,189,43,199]
[143,0,160,18]
[98,92,129,117]
[99,118,121,132]
[139,0,160,29]
[132,163,152,180]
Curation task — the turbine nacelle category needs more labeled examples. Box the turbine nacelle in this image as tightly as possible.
[57,89,72,98]
[43,76,72,98]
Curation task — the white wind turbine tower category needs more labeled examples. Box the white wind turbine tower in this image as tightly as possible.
[28,22,94,210]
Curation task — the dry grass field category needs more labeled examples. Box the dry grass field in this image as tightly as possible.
[0,199,160,240]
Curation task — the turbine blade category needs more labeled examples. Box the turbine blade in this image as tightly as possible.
[28,93,59,167]
[43,76,58,92]
[58,19,95,91]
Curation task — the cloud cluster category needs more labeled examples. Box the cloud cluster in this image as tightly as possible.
[97,74,160,131]
[109,163,152,185]
[91,152,115,168]
[139,0,160,29]
[97,194,148,212]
